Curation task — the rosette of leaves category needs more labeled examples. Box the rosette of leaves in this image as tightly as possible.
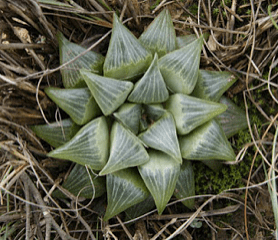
[32,9,247,221]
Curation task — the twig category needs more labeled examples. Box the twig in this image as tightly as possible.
[24,178,31,240]
[20,172,78,240]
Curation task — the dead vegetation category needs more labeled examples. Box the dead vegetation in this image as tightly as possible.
[0,0,277,239]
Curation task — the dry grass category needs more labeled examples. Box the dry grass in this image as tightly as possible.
[0,0,277,239]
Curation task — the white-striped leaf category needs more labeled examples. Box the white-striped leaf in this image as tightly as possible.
[99,122,149,176]
[192,70,237,102]
[45,87,101,125]
[166,93,227,135]
[113,103,142,135]
[57,31,104,88]
[48,116,109,170]
[128,53,169,104]
[124,195,155,220]
[216,96,248,138]
[104,168,149,221]
[103,13,153,80]
[176,34,197,49]
[158,37,203,94]
[174,160,195,209]
[144,104,166,121]
[31,118,80,148]
[52,164,106,199]
[179,119,236,161]
[139,112,182,163]
[138,150,180,214]
[139,9,176,57]
[81,70,133,116]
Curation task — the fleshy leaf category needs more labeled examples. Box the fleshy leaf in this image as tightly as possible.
[139,9,176,57]
[104,168,149,221]
[192,70,237,102]
[199,160,223,172]
[48,116,109,170]
[144,104,165,122]
[139,112,182,163]
[52,164,106,199]
[125,195,156,220]
[179,119,236,161]
[113,103,142,135]
[57,31,104,88]
[166,93,227,135]
[103,13,153,80]
[216,96,248,138]
[99,122,149,176]
[140,117,148,132]
[174,160,195,209]
[128,53,169,104]
[176,34,197,49]
[31,119,80,148]
[139,150,180,214]
[81,70,133,115]
[45,87,101,125]
[158,37,203,94]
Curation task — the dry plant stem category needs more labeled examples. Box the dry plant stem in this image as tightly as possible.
[88,0,113,22]
[243,88,278,239]
[16,29,112,82]
[73,202,96,240]
[2,15,46,71]
[165,195,218,240]
[151,218,177,240]
[20,172,78,240]
[0,43,47,50]
[116,216,133,240]
[23,177,31,240]
[269,126,278,238]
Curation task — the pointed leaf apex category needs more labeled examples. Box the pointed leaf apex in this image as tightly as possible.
[159,37,203,94]
[128,53,169,104]
[103,14,153,80]
[139,9,177,57]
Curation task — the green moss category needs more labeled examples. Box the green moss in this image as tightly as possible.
[189,4,199,15]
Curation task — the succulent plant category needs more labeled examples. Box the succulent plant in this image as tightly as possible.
[32,9,247,221]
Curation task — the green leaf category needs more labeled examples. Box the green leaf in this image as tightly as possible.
[57,31,104,88]
[45,87,101,125]
[138,150,180,214]
[176,34,197,49]
[81,70,133,116]
[158,37,203,94]
[144,104,166,122]
[139,117,148,132]
[174,160,195,209]
[192,70,237,102]
[166,94,227,135]
[139,9,176,57]
[99,122,149,176]
[30,119,80,148]
[199,160,223,172]
[113,103,142,135]
[52,164,106,199]
[128,53,169,104]
[179,119,236,161]
[216,96,248,138]
[104,168,149,221]
[103,13,153,80]
[124,195,155,220]
[139,112,182,163]
[48,116,109,170]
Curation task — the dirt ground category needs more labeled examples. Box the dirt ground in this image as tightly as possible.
[0,0,278,239]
